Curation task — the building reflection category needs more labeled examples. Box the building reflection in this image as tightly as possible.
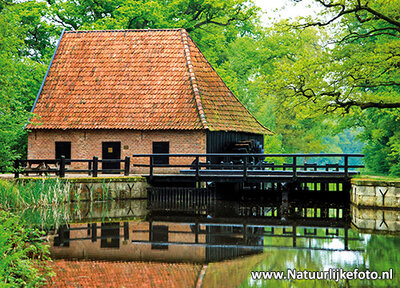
[50,193,365,263]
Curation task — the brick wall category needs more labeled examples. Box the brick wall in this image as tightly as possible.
[27,129,206,174]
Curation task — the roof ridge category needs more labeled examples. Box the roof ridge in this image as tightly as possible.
[180,28,208,129]
[65,28,182,33]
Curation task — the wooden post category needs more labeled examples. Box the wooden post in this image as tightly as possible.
[293,225,297,248]
[149,220,153,241]
[88,160,92,176]
[14,159,19,179]
[243,156,248,179]
[93,156,98,177]
[124,156,130,176]
[344,156,349,178]
[60,156,66,178]
[243,224,248,243]
[149,155,154,178]
[293,156,297,178]
[195,155,200,179]
[195,222,199,243]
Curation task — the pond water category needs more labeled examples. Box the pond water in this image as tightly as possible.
[29,190,400,287]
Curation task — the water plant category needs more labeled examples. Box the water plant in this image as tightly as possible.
[0,179,71,210]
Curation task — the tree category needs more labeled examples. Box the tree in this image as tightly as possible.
[287,0,400,113]
[257,0,400,174]
[0,0,64,170]
[45,0,258,31]
[250,23,337,153]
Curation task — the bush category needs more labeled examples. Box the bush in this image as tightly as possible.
[0,210,53,287]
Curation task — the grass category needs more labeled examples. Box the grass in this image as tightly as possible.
[354,173,400,182]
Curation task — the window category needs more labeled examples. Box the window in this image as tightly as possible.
[55,142,71,164]
[152,142,169,165]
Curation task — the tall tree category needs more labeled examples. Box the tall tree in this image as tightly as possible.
[282,0,400,174]
[0,0,55,169]
[288,0,400,112]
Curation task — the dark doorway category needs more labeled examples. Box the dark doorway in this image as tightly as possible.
[152,142,169,165]
[55,142,71,164]
[102,142,121,173]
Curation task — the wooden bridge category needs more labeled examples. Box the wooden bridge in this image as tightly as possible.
[131,153,364,185]
[13,153,363,190]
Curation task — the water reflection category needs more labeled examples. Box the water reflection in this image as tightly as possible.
[351,204,400,235]
[34,188,400,287]
[48,197,365,263]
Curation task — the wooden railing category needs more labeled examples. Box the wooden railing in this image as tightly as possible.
[13,156,131,178]
[131,153,364,179]
[13,153,364,179]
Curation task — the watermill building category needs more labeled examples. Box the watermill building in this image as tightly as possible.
[27,29,271,170]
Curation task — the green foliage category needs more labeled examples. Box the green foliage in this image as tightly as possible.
[227,22,339,153]
[253,1,400,171]
[0,1,54,170]
[0,210,53,287]
[285,0,400,112]
[353,108,400,175]
[0,179,71,210]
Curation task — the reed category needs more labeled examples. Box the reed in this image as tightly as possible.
[0,178,71,210]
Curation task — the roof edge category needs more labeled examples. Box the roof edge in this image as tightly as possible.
[65,28,182,33]
[185,34,273,135]
[180,28,208,130]
[26,28,66,129]
[27,127,208,131]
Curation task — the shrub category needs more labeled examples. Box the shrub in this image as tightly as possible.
[0,210,53,287]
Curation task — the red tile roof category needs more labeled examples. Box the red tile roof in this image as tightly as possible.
[28,29,271,135]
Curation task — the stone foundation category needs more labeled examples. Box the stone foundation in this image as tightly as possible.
[68,176,150,201]
[351,179,400,209]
